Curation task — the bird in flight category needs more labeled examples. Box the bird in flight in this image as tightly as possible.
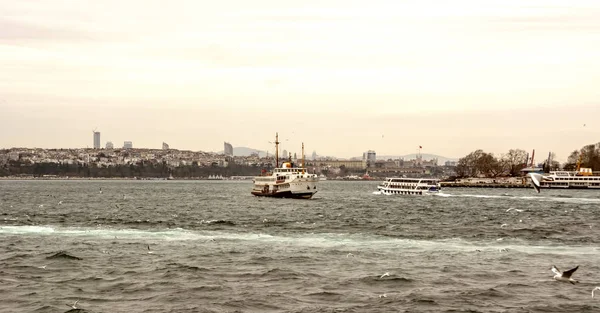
[66,300,79,309]
[551,265,579,284]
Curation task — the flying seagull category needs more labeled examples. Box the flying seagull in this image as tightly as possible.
[527,173,542,193]
[592,286,600,298]
[551,265,579,284]
[66,300,79,309]
[380,272,390,279]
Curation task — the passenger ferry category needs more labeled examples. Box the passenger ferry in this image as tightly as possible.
[529,168,600,192]
[251,134,318,199]
[376,177,441,195]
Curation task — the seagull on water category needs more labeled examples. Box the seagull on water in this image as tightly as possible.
[346,253,354,258]
[58,201,63,205]
[66,300,79,309]
[551,265,579,284]
[147,245,154,254]
[380,272,390,279]
[39,265,47,269]
[592,287,600,298]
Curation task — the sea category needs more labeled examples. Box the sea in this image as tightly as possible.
[1,180,599,313]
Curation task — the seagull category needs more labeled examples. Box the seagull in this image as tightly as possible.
[592,287,600,298]
[66,300,79,309]
[38,265,47,269]
[147,245,154,254]
[501,223,508,228]
[551,265,579,284]
[99,188,103,194]
[58,201,63,205]
[380,272,390,279]
[346,253,354,258]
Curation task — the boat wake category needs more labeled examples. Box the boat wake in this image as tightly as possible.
[432,193,599,204]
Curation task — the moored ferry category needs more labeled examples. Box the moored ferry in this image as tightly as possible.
[251,134,318,199]
[530,169,600,190]
[376,177,441,195]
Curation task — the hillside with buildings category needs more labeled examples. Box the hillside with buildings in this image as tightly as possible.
[0,145,454,179]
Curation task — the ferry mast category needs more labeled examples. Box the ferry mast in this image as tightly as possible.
[275,133,280,168]
[302,142,305,173]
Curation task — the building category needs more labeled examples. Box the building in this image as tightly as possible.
[105,141,114,149]
[282,149,288,160]
[313,160,365,169]
[123,141,133,149]
[224,142,233,156]
[444,160,457,167]
[363,150,376,167]
[93,131,101,149]
[312,151,317,160]
[162,142,170,150]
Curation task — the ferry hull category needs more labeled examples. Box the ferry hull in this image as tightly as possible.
[377,187,439,196]
[251,190,317,199]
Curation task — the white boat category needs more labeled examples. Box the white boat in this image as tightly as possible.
[251,134,319,199]
[319,174,328,181]
[376,177,441,195]
[529,169,600,191]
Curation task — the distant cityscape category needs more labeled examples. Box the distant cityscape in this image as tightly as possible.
[0,131,455,179]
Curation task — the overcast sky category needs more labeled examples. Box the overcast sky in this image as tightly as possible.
[1,0,599,161]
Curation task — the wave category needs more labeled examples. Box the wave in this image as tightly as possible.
[46,251,82,260]
[434,192,600,204]
[1,225,598,256]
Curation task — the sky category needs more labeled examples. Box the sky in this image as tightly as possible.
[1,0,599,162]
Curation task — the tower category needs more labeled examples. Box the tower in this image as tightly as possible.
[93,130,101,149]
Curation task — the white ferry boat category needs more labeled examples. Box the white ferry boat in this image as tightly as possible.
[251,134,318,199]
[528,168,600,193]
[376,177,441,195]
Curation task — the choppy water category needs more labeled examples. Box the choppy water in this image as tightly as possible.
[1,180,600,313]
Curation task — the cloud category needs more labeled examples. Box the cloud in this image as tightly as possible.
[0,18,103,43]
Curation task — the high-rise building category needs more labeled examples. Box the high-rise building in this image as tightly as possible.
[282,149,288,160]
[105,141,114,149]
[363,150,376,167]
[162,142,170,150]
[93,131,101,149]
[312,151,317,160]
[224,142,233,156]
[123,141,133,149]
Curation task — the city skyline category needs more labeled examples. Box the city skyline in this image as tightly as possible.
[1,1,599,162]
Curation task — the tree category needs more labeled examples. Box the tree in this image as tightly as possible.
[456,150,484,178]
[500,149,528,176]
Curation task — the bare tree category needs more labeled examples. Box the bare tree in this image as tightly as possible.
[500,149,528,176]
